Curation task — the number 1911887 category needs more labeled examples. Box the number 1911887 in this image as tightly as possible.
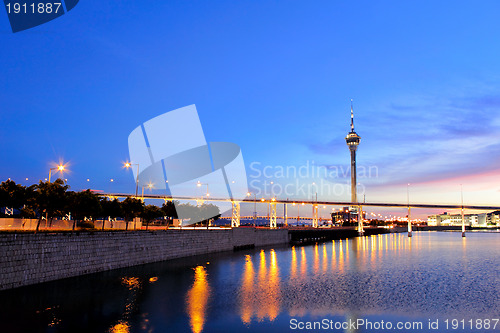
[444,319,499,330]
[6,2,62,14]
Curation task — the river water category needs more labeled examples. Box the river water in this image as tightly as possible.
[0,231,499,333]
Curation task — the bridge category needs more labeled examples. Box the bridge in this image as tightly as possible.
[100,192,500,236]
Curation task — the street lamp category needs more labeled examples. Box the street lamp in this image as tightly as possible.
[142,182,154,199]
[197,181,209,197]
[48,164,65,183]
[124,162,140,197]
[461,184,465,238]
[247,192,257,221]
[46,163,65,224]
[407,183,412,237]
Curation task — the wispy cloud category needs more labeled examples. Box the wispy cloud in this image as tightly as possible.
[307,88,500,188]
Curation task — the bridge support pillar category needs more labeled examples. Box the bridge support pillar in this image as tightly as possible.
[231,201,240,228]
[358,205,364,235]
[312,204,318,228]
[284,203,288,226]
[270,202,277,229]
[408,206,412,237]
[461,206,465,237]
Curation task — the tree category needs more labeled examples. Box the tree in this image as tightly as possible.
[121,197,144,230]
[199,203,221,228]
[175,203,199,226]
[20,185,36,219]
[175,203,220,227]
[33,179,69,231]
[161,200,178,227]
[141,205,163,230]
[100,197,123,230]
[67,190,102,230]
[0,179,27,216]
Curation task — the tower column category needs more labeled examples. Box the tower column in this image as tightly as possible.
[350,150,357,203]
[312,204,319,228]
[358,205,364,234]
[345,100,361,235]
[269,202,277,229]
[231,201,240,228]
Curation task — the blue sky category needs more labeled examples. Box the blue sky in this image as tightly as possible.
[2,1,500,216]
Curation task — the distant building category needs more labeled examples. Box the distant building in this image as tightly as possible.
[427,211,500,227]
[332,207,366,226]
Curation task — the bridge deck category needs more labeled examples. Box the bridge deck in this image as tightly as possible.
[100,193,500,210]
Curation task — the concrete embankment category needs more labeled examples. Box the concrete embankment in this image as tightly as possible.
[0,228,289,291]
[289,226,406,245]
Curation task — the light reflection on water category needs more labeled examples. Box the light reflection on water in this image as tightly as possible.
[186,266,210,333]
[0,232,499,333]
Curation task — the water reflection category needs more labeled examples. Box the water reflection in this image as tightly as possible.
[267,249,281,321]
[1,232,498,333]
[240,232,497,326]
[237,249,282,324]
[300,246,307,278]
[322,243,328,273]
[240,255,255,324]
[108,277,142,333]
[109,321,130,333]
[313,243,319,274]
[290,246,297,279]
[186,266,211,333]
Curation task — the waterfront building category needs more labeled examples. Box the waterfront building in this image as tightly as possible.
[427,211,500,227]
[331,207,366,226]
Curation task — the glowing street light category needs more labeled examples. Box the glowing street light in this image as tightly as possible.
[124,162,140,197]
[48,164,65,183]
[196,181,209,199]
[141,182,154,199]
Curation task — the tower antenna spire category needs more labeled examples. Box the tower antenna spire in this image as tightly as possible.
[350,99,354,132]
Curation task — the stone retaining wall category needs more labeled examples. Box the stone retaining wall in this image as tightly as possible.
[0,228,289,290]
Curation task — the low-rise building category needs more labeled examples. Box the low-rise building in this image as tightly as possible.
[427,211,499,227]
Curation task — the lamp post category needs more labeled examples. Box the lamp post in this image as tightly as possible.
[124,162,139,197]
[461,184,465,238]
[247,192,257,222]
[197,181,209,196]
[142,182,154,199]
[407,183,412,237]
[48,164,65,183]
[46,163,65,226]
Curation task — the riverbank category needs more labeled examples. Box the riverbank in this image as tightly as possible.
[0,228,289,291]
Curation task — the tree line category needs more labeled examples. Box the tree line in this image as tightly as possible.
[0,178,221,231]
